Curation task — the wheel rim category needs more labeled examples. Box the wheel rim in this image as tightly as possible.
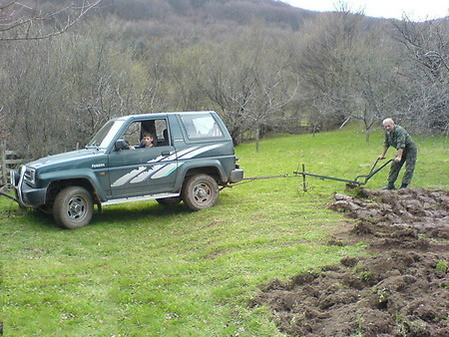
[193,182,212,205]
[67,196,87,221]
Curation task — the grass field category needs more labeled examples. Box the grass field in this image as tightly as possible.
[1,125,448,336]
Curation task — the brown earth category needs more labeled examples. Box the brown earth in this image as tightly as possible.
[253,188,449,337]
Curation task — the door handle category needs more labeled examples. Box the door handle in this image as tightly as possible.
[161,151,171,156]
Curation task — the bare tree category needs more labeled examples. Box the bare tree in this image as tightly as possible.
[293,10,402,140]
[0,17,173,158]
[393,17,449,134]
[349,24,402,141]
[0,107,7,142]
[293,11,366,130]
[0,0,101,41]
[175,24,299,148]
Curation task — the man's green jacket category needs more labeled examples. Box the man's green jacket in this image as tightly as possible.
[384,125,416,150]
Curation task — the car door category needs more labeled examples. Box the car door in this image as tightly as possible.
[108,117,178,198]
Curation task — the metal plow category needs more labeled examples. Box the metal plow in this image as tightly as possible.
[230,158,393,191]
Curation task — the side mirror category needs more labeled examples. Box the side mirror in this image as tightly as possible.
[115,139,129,151]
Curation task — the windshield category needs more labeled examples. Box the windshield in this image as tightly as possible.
[87,120,125,149]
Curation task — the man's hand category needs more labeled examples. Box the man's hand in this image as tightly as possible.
[378,155,386,160]
[395,149,404,162]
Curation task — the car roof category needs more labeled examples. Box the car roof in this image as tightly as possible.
[114,111,216,122]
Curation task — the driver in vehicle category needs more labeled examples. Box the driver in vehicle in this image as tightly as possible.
[139,132,154,148]
[130,132,154,149]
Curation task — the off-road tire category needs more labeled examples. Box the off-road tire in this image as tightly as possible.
[155,197,181,206]
[53,186,93,229]
[182,174,219,211]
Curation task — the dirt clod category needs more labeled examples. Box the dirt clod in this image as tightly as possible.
[254,188,449,337]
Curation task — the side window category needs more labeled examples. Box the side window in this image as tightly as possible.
[121,119,170,148]
[180,113,224,140]
[154,119,170,146]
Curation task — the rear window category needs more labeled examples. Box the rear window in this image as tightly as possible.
[180,113,224,140]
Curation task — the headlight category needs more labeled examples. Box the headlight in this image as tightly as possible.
[24,167,36,186]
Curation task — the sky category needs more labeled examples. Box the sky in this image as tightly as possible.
[283,0,449,21]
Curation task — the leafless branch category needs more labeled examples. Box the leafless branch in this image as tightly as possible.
[0,0,101,41]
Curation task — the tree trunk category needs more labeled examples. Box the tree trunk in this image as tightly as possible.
[255,124,260,153]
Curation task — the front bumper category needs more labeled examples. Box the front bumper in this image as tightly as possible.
[11,167,46,208]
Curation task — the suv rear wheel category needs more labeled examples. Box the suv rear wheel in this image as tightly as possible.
[182,174,218,211]
[53,186,93,229]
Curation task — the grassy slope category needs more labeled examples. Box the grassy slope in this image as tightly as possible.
[1,125,448,336]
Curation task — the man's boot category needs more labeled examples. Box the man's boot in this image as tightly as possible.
[399,183,408,189]
[382,183,396,190]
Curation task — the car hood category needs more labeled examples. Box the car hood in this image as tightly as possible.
[27,149,105,169]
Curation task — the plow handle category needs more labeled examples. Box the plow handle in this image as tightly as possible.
[355,158,394,185]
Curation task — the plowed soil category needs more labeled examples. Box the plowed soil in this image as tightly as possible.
[254,188,449,337]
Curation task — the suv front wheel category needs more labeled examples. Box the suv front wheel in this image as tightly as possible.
[53,186,94,229]
[182,174,219,211]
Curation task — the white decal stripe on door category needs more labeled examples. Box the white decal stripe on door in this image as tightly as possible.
[111,166,146,187]
[111,144,222,187]
[151,163,178,179]
[130,164,165,183]
[180,144,222,159]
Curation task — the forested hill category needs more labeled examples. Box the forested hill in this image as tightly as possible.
[43,0,319,40]
[104,0,316,29]
[2,0,447,159]
[39,0,388,43]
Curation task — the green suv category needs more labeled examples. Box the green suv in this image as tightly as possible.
[11,111,243,229]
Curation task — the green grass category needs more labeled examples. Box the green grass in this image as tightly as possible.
[1,124,448,336]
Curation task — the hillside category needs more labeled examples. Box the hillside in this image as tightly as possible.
[90,0,392,42]
[98,0,315,28]
[1,0,447,160]
[39,0,319,41]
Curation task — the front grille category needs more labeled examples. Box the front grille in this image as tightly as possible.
[24,167,35,186]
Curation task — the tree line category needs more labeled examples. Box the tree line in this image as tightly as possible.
[0,0,448,159]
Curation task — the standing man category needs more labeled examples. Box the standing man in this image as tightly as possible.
[378,118,418,190]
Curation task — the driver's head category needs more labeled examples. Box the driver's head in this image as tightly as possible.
[141,132,154,147]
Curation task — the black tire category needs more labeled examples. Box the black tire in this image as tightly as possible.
[53,186,93,229]
[182,174,219,211]
[155,197,181,206]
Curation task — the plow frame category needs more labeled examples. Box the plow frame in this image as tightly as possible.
[231,158,394,191]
